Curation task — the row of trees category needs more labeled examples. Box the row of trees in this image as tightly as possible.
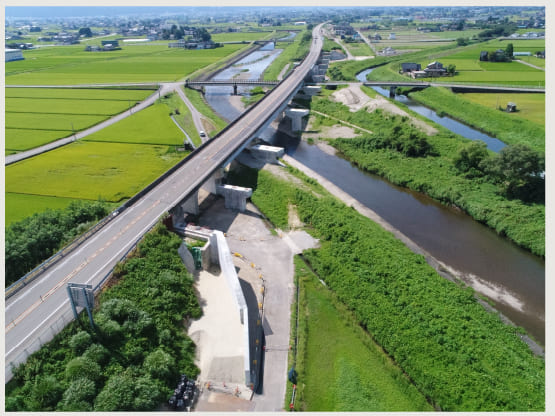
[5,201,110,287]
[160,25,211,42]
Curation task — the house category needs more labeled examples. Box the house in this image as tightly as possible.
[334,25,355,37]
[401,62,421,73]
[378,46,396,56]
[479,51,489,61]
[371,33,381,41]
[423,61,446,77]
[535,50,545,59]
[102,40,119,47]
[389,33,396,40]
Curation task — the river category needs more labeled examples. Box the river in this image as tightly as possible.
[204,51,545,345]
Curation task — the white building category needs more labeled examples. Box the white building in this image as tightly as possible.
[6,48,24,62]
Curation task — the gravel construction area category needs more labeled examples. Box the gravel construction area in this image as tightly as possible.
[191,192,318,412]
[331,84,438,135]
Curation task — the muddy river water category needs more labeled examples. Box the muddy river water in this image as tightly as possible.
[204,49,545,345]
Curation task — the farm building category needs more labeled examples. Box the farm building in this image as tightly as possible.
[480,51,488,61]
[401,62,421,73]
[5,48,24,62]
[513,51,532,56]
[389,33,396,40]
[424,61,446,76]
[506,102,517,112]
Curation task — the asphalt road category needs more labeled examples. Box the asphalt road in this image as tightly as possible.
[5,24,323,380]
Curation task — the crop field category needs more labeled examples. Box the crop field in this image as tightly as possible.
[5,193,87,226]
[5,88,155,152]
[5,141,186,202]
[5,129,72,153]
[5,87,153,100]
[84,102,185,146]
[342,41,374,56]
[211,31,274,42]
[5,43,244,85]
[6,112,106,131]
[7,97,137,115]
[458,92,545,126]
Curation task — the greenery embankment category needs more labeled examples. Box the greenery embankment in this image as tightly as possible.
[408,87,545,153]
[182,86,228,135]
[305,92,544,256]
[5,201,110,287]
[286,257,433,411]
[6,223,200,411]
[263,30,310,80]
[251,168,544,411]
[157,93,202,147]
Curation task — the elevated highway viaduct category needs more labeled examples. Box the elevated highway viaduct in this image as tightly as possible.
[4,23,324,381]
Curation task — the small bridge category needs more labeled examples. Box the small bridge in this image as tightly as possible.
[185,79,280,95]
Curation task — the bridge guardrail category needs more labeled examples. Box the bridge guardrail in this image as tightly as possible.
[5,30,316,301]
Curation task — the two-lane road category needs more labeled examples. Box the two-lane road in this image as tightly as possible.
[5,24,323,380]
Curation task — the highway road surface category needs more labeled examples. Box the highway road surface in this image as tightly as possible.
[5,24,323,381]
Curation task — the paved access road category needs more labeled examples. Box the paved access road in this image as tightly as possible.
[5,24,323,380]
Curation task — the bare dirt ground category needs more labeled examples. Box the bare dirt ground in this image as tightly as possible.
[330,84,438,135]
[303,115,361,140]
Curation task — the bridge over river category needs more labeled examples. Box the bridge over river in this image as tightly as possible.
[4,24,324,381]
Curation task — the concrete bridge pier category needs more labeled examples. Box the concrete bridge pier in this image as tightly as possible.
[170,190,200,227]
[285,108,310,131]
[233,84,238,95]
[389,86,396,97]
[201,168,225,195]
[303,86,321,96]
[249,144,285,164]
[216,185,253,212]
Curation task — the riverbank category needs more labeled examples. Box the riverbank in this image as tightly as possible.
[303,85,544,257]
[248,162,544,411]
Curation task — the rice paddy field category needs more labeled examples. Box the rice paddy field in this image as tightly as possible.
[457,92,545,126]
[6,141,185,202]
[4,88,154,153]
[342,41,374,56]
[83,102,186,145]
[5,95,189,222]
[5,43,245,85]
[211,31,274,42]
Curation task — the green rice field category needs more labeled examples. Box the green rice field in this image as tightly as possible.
[211,31,274,42]
[6,141,186,202]
[5,88,154,152]
[84,102,185,146]
[343,41,374,56]
[5,43,245,85]
[457,92,545,126]
[5,193,86,226]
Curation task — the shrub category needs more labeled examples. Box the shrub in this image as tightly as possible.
[69,331,92,355]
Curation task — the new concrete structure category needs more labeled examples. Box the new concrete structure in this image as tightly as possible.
[285,108,309,131]
[5,48,24,62]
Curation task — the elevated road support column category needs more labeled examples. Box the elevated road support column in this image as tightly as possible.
[285,108,310,132]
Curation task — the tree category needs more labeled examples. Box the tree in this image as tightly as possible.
[57,377,96,411]
[65,357,102,382]
[484,144,544,201]
[28,375,64,411]
[454,141,489,176]
[144,348,175,382]
[446,64,457,75]
[456,37,468,46]
[505,43,514,59]
[69,331,92,355]
[78,27,92,38]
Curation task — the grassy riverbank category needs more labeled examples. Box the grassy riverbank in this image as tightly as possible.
[252,167,544,411]
[304,91,544,256]
[263,30,310,80]
[286,257,433,411]
[408,87,544,153]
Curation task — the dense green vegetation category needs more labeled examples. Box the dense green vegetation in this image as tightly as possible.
[5,201,110,286]
[287,257,433,411]
[409,87,545,152]
[304,91,544,256]
[6,223,200,411]
[5,43,244,85]
[5,193,88,226]
[263,30,310,80]
[252,168,544,411]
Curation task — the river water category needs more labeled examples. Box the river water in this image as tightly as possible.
[205,51,545,345]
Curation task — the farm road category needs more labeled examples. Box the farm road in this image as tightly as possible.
[5,82,206,165]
